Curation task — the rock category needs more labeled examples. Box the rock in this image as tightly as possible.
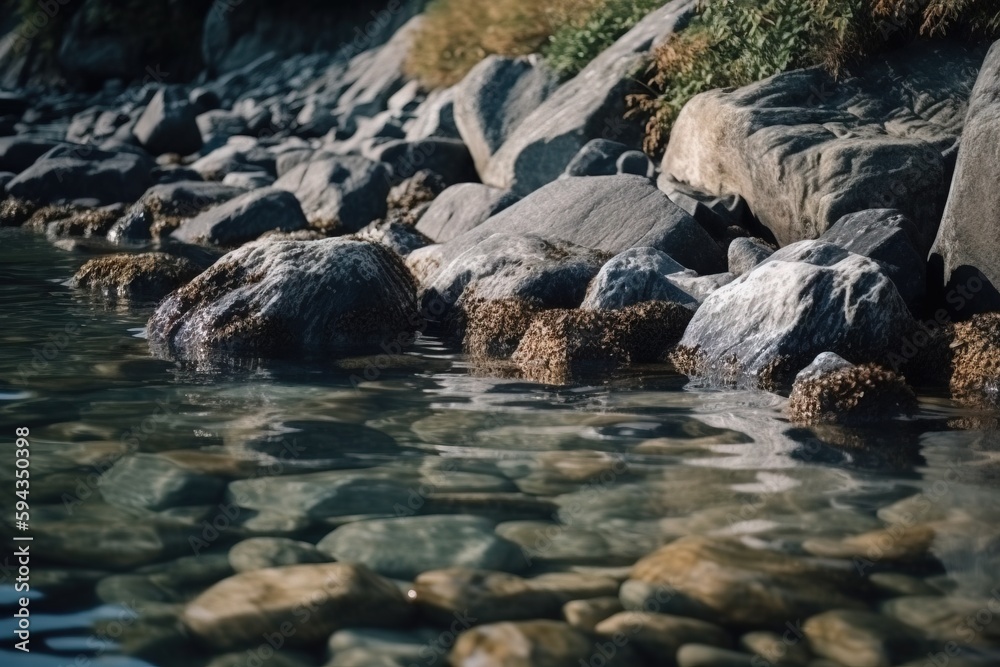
[133,87,203,156]
[727,238,774,276]
[425,176,725,277]
[115,180,246,241]
[667,271,736,304]
[147,238,418,361]
[881,596,1000,647]
[616,150,654,178]
[563,598,624,632]
[930,41,1000,315]
[6,145,153,206]
[32,515,194,570]
[455,55,559,176]
[950,313,1000,406]
[461,298,546,361]
[191,141,276,181]
[802,523,936,564]
[221,171,274,189]
[181,563,412,650]
[72,252,203,302]
[226,470,414,520]
[415,183,518,243]
[595,612,730,661]
[367,138,476,187]
[197,109,250,144]
[241,419,400,460]
[0,136,65,173]
[42,205,123,239]
[671,241,915,388]
[317,515,524,580]
[274,156,390,233]
[484,0,695,194]
[739,631,812,667]
[420,233,607,324]
[581,247,699,310]
[98,453,226,511]
[658,177,753,242]
[820,209,926,310]
[450,620,639,667]
[327,628,447,667]
[663,43,983,248]
[787,354,917,425]
[676,645,756,667]
[171,188,307,247]
[406,87,460,141]
[227,538,328,573]
[412,568,619,625]
[512,302,694,383]
[629,536,867,628]
[563,139,630,177]
[356,219,431,257]
[387,170,447,216]
[803,610,927,667]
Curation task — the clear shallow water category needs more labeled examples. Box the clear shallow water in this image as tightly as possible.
[0,227,999,666]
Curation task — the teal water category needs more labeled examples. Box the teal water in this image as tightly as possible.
[1,227,999,666]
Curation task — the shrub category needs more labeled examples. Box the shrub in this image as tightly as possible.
[629,0,1000,155]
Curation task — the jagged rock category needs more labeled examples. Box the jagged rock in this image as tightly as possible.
[274,156,390,232]
[133,87,203,156]
[72,252,203,302]
[423,176,725,278]
[803,610,927,667]
[663,43,984,248]
[671,241,915,388]
[366,138,476,187]
[386,169,447,222]
[727,237,774,276]
[930,40,1000,315]
[563,139,630,177]
[99,453,226,511]
[190,140,276,181]
[787,353,917,425]
[484,0,695,194]
[171,188,307,247]
[455,55,559,176]
[181,563,412,650]
[820,209,926,311]
[512,302,693,383]
[658,176,753,242]
[197,109,249,145]
[415,183,518,243]
[581,247,698,310]
[406,86,460,141]
[6,145,153,206]
[147,238,418,361]
[114,181,246,241]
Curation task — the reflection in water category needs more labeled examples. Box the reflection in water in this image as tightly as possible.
[2,228,1000,666]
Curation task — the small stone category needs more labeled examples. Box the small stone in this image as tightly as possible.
[450,619,639,667]
[563,597,624,632]
[803,609,927,667]
[802,524,936,563]
[595,612,731,661]
[616,150,654,178]
[99,453,226,511]
[739,631,812,667]
[677,644,756,667]
[227,537,328,573]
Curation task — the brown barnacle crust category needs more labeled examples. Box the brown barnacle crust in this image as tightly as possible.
[461,297,546,360]
[22,204,76,231]
[387,170,446,219]
[787,363,917,426]
[72,252,202,300]
[0,198,37,226]
[950,312,1000,407]
[46,207,121,238]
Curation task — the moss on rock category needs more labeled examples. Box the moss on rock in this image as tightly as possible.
[0,198,36,227]
[788,363,916,425]
[950,312,1000,407]
[462,297,546,361]
[73,252,202,302]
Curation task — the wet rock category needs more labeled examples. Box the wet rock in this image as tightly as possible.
[727,237,774,276]
[0,136,65,173]
[930,41,1000,315]
[803,609,927,667]
[99,453,226,511]
[317,515,525,580]
[664,43,982,248]
[43,205,122,239]
[328,628,447,667]
[72,252,203,302]
[147,238,418,361]
[820,209,926,310]
[564,140,630,177]
[581,247,699,310]
[227,537,328,572]
[787,354,917,425]
[881,596,1000,646]
[595,612,730,661]
[6,145,153,206]
[739,631,812,667]
[241,419,400,460]
[274,156,390,233]
[206,652,315,667]
[676,645,756,667]
[415,183,518,243]
[672,241,914,388]
[512,302,693,383]
[33,517,195,570]
[426,175,724,278]
[356,218,432,257]
[462,298,545,361]
[0,198,36,226]
[133,87,203,156]
[421,233,606,322]
[484,1,695,194]
[107,204,155,244]
[451,619,639,667]
[949,313,1000,406]
[412,568,619,625]
[171,188,307,247]
[563,597,624,632]
[629,536,867,628]
[182,563,412,650]
[455,55,558,176]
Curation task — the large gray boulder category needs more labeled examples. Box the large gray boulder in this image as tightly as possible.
[663,42,985,249]
[274,156,390,232]
[147,238,419,361]
[930,40,1000,315]
[171,188,308,247]
[455,55,559,176]
[483,0,696,195]
[405,87,460,141]
[673,241,915,388]
[6,145,153,206]
[0,136,65,173]
[133,87,203,157]
[420,175,724,281]
[415,183,518,243]
[581,247,698,310]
